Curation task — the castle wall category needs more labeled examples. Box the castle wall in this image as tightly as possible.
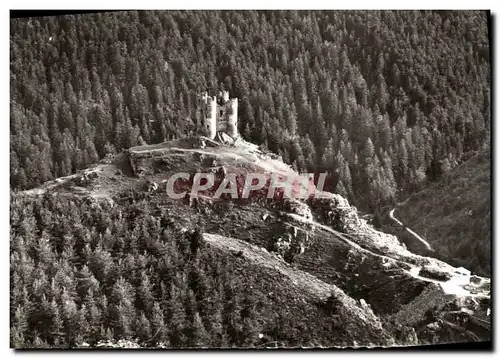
[227,98,238,138]
[216,103,229,132]
[199,91,238,140]
[207,98,217,139]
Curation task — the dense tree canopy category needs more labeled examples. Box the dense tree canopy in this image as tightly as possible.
[10,10,490,210]
[10,194,394,348]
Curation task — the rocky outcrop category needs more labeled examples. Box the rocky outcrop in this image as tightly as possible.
[393,283,453,327]
[285,198,313,222]
[128,150,154,176]
[273,223,310,262]
[308,193,361,232]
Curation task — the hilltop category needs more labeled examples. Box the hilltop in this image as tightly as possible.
[11,136,491,348]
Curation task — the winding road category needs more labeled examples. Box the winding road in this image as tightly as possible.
[288,213,489,298]
[389,208,433,251]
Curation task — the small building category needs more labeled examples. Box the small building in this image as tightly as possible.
[451,267,471,286]
[455,267,471,276]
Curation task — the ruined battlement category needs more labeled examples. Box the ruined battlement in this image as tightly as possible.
[198,90,238,140]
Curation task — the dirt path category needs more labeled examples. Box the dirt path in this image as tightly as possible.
[288,213,407,266]
[21,171,83,195]
[389,208,433,251]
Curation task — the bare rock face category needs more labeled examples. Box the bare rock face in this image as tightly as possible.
[145,179,159,192]
[393,283,452,327]
[201,154,218,167]
[307,194,360,232]
[272,223,310,262]
[285,198,313,222]
[73,170,99,186]
[273,232,293,259]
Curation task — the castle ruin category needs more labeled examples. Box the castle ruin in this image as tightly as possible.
[198,90,238,140]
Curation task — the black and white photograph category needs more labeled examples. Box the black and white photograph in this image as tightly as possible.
[9,9,492,350]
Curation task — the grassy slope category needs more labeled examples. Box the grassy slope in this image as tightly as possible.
[395,151,491,276]
[203,233,393,347]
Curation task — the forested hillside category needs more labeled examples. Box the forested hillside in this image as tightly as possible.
[10,193,402,348]
[393,150,491,276]
[10,10,490,210]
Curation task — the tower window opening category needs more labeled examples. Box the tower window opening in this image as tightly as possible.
[220,110,224,116]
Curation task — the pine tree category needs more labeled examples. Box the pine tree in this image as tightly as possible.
[136,311,152,344]
[75,304,90,345]
[85,290,102,345]
[320,138,336,174]
[167,284,187,347]
[150,301,167,346]
[48,299,65,346]
[60,288,79,346]
[11,305,29,348]
[137,271,154,314]
[187,312,210,348]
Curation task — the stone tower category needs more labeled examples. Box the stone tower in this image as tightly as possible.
[199,90,238,140]
[226,97,238,138]
[207,95,217,139]
[198,92,217,139]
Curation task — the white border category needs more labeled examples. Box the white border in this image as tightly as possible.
[2,4,498,357]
